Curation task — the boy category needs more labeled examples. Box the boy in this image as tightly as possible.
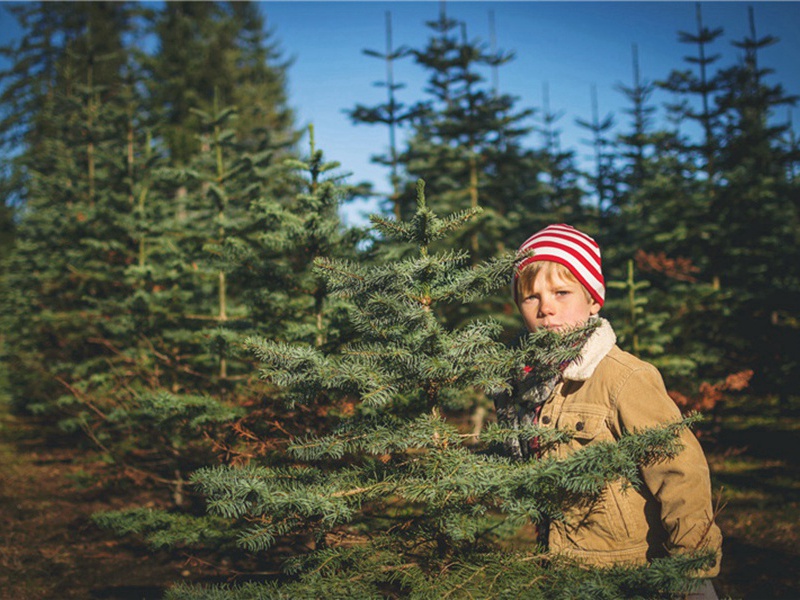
[495,224,722,599]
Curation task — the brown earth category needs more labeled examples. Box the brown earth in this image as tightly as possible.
[707,417,800,600]
[0,411,220,600]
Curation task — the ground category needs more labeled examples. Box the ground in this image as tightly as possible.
[1,397,798,600]
[707,399,800,600]
[0,411,213,600]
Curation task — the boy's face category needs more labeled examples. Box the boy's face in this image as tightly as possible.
[518,266,601,332]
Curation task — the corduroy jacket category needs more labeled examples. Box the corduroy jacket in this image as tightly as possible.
[496,319,722,576]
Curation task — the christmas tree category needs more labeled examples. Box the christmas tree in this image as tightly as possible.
[156,181,711,599]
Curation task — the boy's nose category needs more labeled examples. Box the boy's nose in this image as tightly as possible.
[538,295,556,316]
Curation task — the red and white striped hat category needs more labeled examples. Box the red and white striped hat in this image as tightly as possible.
[513,224,605,306]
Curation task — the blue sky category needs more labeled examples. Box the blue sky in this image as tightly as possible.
[1,2,798,224]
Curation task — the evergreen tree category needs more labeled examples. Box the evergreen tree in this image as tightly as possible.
[347,11,416,218]
[93,137,367,547]
[646,4,726,288]
[602,45,655,278]
[395,6,537,263]
[658,2,725,180]
[615,44,658,196]
[251,125,365,349]
[591,16,725,402]
[603,5,799,404]
[142,1,227,165]
[227,2,296,152]
[0,5,248,503]
[0,0,300,398]
[142,1,297,167]
[81,112,365,498]
[0,1,310,488]
[114,0,299,397]
[101,182,712,598]
[0,1,142,413]
[534,83,584,225]
[575,85,618,236]
[75,97,285,496]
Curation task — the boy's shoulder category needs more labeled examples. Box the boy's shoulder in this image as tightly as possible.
[594,344,663,383]
[603,344,651,369]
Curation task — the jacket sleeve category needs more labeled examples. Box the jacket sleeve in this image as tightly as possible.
[612,363,723,578]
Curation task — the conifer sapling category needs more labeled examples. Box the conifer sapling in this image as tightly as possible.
[167,181,709,599]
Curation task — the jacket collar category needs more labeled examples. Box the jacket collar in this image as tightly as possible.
[562,317,616,382]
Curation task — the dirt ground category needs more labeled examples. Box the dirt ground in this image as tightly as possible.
[707,415,800,600]
[0,411,218,600]
[1,405,798,600]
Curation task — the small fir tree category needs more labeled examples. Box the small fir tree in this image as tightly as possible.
[117,182,712,599]
[657,2,725,180]
[82,112,350,498]
[575,84,618,236]
[533,83,584,226]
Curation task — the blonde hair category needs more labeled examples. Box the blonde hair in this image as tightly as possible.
[515,261,594,304]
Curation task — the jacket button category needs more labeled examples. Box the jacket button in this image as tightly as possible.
[541,416,551,425]
[575,421,584,431]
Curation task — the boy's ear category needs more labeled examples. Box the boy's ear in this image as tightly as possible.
[589,300,601,316]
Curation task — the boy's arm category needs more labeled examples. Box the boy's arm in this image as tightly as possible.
[612,364,723,578]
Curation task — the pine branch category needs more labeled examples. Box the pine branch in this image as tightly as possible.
[288,413,462,460]
[92,507,232,549]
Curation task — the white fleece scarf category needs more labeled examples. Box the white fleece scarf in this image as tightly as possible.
[562,317,617,382]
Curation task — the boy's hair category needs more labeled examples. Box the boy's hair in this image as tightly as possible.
[513,224,605,306]
[515,260,595,304]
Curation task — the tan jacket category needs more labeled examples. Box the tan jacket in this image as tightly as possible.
[507,319,722,576]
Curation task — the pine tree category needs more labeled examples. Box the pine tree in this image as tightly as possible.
[227,2,297,152]
[104,182,712,598]
[76,97,285,497]
[594,13,733,399]
[141,1,225,165]
[603,257,708,385]
[639,4,729,293]
[85,104,371,496]
[0,1,142,414]
[347,11,416,218]
[142,1,297,167]
[658,2,725,181]
[534,83,584,225]
[112,1,300,397]
[92,137,367,547]
[604,5,799,404]
[575,85,618,236]
[615,44,658,195]
[395,6,536,263]
[0,2,310,492]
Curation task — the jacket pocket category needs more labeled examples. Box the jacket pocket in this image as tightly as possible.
[556,406,607,443]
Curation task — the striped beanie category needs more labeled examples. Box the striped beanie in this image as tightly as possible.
[513,224,605,306]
